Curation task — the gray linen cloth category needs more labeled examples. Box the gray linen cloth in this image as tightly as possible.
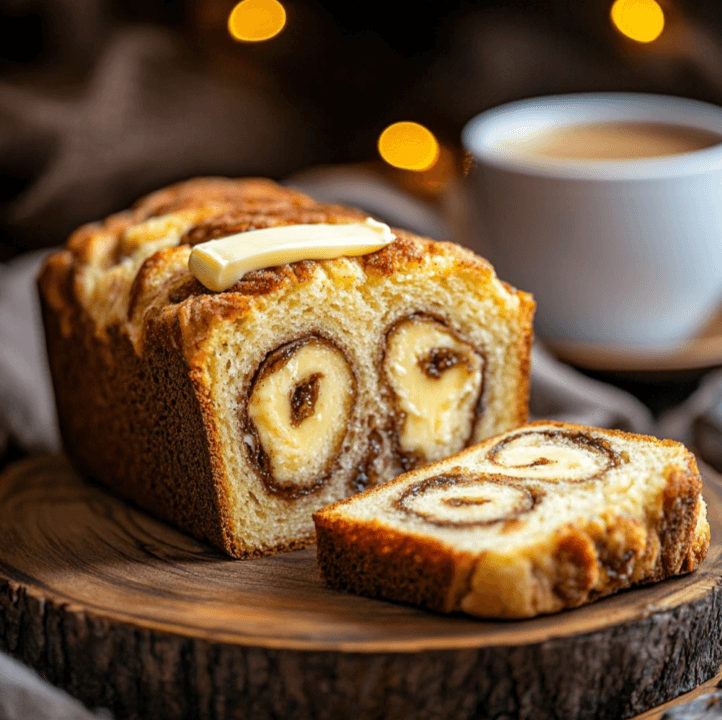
[0,250,60,457]
[0,652,109,720]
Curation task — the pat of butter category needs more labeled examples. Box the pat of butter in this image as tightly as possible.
[189,218,395,292]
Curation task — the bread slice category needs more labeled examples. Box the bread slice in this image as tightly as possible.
[314,421,710,618]
[37,177,534,558]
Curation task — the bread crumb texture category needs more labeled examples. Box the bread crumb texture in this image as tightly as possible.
[38,177,534,558]
[314,421,709,618]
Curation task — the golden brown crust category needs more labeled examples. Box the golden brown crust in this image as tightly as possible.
[655,462,705,576]
[180,204,367,247]
[314,514,477,613]
[314,421,709,618]
[512,292,535,429]
[38,176,535,558]
[39,177,529,346]
[40,282,249,551]
[132,176,318,219]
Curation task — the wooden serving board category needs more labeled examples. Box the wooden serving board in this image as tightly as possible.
[1,455,721,720]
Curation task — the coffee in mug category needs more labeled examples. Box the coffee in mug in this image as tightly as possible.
[462,93,722,349]
[499,121,722,160]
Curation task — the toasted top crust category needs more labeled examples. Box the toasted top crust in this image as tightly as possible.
[38,177,533,360]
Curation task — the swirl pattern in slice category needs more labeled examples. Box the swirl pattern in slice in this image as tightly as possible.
[486,429,621,482]
[395,473,537,527]
[245,335,356,496]
[383,314,484,467]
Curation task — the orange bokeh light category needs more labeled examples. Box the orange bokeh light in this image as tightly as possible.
[611,0,665,43]
[228,0,286,42]
[377,122,440,171]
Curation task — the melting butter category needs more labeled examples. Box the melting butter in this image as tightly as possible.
[189,218,395,292]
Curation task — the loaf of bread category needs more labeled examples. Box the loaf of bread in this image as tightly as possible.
[38,177,534,558]
[314,421,710,618]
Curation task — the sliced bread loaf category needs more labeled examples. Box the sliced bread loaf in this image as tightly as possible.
[314,421,709,618]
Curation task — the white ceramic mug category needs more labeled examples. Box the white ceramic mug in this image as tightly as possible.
[461,93,722,349]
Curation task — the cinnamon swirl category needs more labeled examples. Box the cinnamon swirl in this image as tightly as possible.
[314,421,710,617]
[37,177,534,558]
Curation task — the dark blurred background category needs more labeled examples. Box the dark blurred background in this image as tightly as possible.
[2,0,722,260]
[3,0,722,483]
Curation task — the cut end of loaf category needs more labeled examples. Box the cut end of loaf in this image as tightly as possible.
[37,176,535,559]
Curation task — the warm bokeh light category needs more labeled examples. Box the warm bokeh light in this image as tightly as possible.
[611,0,665,43]
[377,122,440,171]
[228,0,286,42]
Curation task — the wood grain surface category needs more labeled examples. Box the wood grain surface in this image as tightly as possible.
[1,455,721,720]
